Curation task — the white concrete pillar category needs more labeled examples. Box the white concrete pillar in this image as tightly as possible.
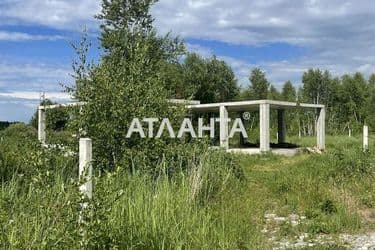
[277,109,286,144]
[219,105,229,150]
[316,107,325,150]
[363,125,369,151]
[79,138,92,199]
[259,103,270,152]
[38,107,46,144]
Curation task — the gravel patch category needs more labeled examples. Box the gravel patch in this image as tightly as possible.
[264,213,375,249]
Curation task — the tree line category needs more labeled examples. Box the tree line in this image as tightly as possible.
[27,0,373,169]
[165,55,375,135]
[31,60,375,136]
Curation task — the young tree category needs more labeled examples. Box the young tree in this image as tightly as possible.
[302,68,332,104]
[367,74,375,128]
[338,73,369,128]
[248,68,269,99]
[182,53,239,103]
[67,0,186,171]
[281,81,296,102]
[30,99,69,131]
[207,56,239,102]
[369,74,375,88]
[182,53,209,102]
[268,85,281,100]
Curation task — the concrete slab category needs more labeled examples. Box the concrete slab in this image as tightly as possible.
[227,147,300,156]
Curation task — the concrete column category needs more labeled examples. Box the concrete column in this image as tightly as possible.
[38,107,46,144]
[316,107,325,150]
[79,138,92,199]
[259,103,270,152]
[277,109,286,144]
[363,125,369,151]
[219,105,229,150]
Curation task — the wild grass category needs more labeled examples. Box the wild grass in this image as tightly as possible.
[0,125,374,249]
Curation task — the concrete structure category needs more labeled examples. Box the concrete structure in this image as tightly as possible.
[37,99,200,144]
[37,107,46,144]
[363,125,369,151]
[38,102,85,145]
[78,138,92,229]
[259,103,270,152]
[187,99,325,155]
[79,138,92,199]
[38,99,325,156]
[219,105,229,149]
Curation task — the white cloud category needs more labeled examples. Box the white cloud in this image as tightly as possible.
[0,62,72,92]
[0,31,65,41]
[0,97,36,122]
[0,91,70,101]
[1,0,375,87]
[152,0,375,82]
[0,0,100,30]
[186,43,214,58]
[0,92,72,122]
[152,0,375,46]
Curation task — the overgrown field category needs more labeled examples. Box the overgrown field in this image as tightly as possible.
[0,124,374,249]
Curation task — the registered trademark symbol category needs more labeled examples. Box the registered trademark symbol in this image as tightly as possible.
[242,112,251,120]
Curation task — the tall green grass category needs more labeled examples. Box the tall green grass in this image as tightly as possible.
[0,125,266,248]
[0,154,266,249]
[0,125,374,249]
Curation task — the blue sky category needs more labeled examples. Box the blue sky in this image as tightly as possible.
[1,0,375,122]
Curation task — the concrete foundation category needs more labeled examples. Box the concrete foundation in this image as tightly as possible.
[227,147,300,156]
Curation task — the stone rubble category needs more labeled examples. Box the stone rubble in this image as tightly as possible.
[341,233,375,250]
[263,213,375,249]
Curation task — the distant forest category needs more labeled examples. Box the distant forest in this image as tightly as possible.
[0,121,19,130]
[164,53,375,135]
[23,54,374,138]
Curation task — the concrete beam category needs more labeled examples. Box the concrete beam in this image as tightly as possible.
[38,101,86,110]
[186,99,325,113]
[277,109,286,144]
[39,99,200,111]
[219,105,229,149]
[260,103,270,152]
[316,107,325,150]
[38,107,46,144]
[168,99,200,105]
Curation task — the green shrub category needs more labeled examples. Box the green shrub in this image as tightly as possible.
[327,148,375,180]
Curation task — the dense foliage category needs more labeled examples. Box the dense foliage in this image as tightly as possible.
[30,99,70,131]
[0,121,19,131]
[0,124,374,248]
[65,0,194,172]
[177,53,239,103]
[0,124,246,248]
[1,1,374,249]
[241,68,375,135]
